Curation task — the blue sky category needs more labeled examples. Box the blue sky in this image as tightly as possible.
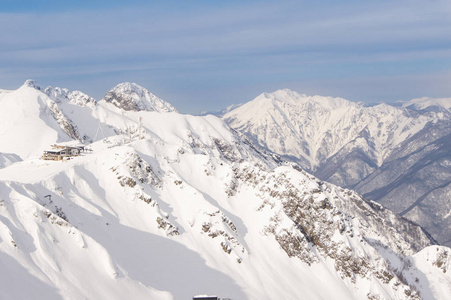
[1,0,451,113]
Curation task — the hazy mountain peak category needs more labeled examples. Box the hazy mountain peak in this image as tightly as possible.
[103,82,177,112]
[401,96,451,112]
[256,89,357,110]
[262,88,303,99]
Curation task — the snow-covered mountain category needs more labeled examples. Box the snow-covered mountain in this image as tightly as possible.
[223,89,451,247]
[0,81,450,299]
[400,97,451,114]
[223,89,439,173]
[0,81,175,160]
[103,82,177,112]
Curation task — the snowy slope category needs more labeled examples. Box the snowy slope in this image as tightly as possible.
[0,81,75,159]
[0,82,450,299]
[223,89,451,247]
[0,153,21,169]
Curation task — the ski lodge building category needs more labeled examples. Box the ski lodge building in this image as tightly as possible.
[41,144,86,161]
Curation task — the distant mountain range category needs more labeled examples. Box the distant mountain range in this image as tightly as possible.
[223,89,451,247]
[0,81,449,299]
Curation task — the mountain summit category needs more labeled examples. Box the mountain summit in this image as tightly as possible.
[21,79,41,90]
[102,82,176,112]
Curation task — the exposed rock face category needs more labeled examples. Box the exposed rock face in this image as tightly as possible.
[103,82,176,112]
[22,79,41,90]
[45,86,96,108]
[45,100,80,140]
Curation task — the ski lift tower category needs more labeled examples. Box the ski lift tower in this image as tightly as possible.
[138,116,145,139]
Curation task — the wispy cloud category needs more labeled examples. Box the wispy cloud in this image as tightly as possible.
[1,0,450,113]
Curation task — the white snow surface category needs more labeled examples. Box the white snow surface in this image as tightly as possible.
[0,82,449,299]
